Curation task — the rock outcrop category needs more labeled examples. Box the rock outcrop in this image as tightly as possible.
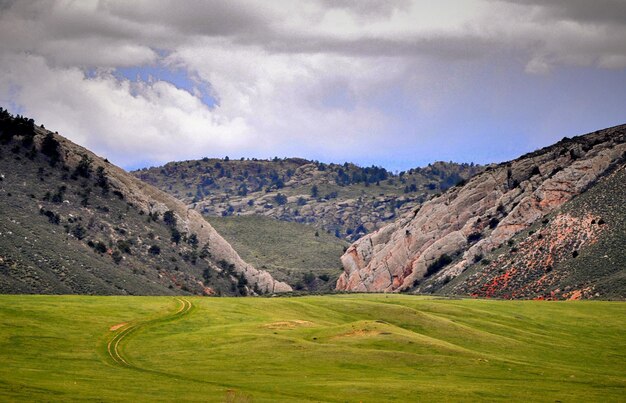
[337,125,626,296]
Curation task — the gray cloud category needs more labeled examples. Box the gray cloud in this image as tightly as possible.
[497,0,626,26]
[254,32,496,59]
[318,0,411,18]
[2,0,625,66]
[103,0,270,37]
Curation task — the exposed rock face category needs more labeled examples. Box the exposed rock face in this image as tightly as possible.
[337,125,626,295]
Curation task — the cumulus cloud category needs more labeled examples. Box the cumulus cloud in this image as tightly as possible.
[0,0,624,169]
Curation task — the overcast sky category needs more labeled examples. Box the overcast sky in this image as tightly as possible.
[1,0,625,171]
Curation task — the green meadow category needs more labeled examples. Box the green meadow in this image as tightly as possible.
[0,294,624,402]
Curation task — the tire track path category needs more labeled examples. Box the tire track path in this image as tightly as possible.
[106,297,192,368]
[102,298,320,401]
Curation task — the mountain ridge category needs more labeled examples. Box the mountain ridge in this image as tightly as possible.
[134,157,482,242]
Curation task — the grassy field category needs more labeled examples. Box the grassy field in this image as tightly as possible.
[0,295,624,402]
[206,215,349,291]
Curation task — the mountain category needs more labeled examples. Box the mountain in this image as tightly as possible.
[337,125,626,300]
[0,108,291,295]
[134,158,482,242]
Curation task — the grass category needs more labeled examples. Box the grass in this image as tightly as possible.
[0,294,624,402]
[206,215,349,290]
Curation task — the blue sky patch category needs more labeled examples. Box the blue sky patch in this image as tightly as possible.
[115,64,217,108]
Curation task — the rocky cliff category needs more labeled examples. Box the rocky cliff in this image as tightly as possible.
[337,125,626,298]
[0,108,290,294]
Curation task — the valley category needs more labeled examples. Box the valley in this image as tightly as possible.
[1,2,625,402]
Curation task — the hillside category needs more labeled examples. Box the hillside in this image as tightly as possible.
[134,158,482,242]
[0,108,290,295]
[441,164,626,299]
[206,215,349,292]
[338,124,626,299]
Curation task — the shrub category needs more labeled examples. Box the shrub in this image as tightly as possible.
[530,166,541,176]
[112,251,123,264]
[40,208,60,225]
[95,166,109,193]
[426,254,453,277]
[72,224,86,240]
[199,243,210,259]
[237,273,248,295]
[94,241,107,254]
[467,232,482,243]
[41,133,60,164]
[148,245,161,255]
[117,240,132,254]
[170,228,181,244]
[303,272,316,286]
[187,233,199,248]
[74,154,93,178]
[163,210,177,226]
[274,193,288,205]
[489,217,500,229]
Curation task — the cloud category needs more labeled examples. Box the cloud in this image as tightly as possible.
[0,53,253,166]
[497,0,626,26]
[0,0,624,170]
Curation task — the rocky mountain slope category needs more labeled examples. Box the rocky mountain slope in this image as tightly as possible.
[0,108,290,295]
[337,125,626,299]
[134,158,482,242]
[444,165,626,299]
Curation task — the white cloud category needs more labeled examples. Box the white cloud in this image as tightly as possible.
[0,53,252,166]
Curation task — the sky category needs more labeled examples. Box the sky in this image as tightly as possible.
[1,1,625,171]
